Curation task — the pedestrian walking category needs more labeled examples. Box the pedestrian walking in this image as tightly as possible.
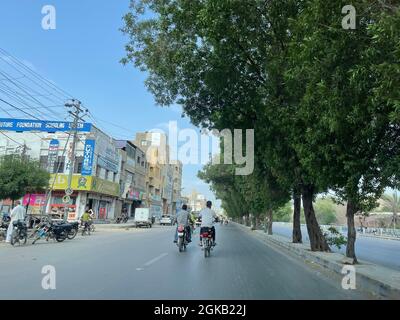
[5,201,26,243]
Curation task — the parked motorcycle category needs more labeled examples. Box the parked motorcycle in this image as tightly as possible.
[200,227,214,258]
[53,220,79,240]
[1,214,10,229]
[10,220,28,246]
[32,220,68,244]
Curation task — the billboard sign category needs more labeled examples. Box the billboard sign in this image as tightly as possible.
[47,139,59,173]
[82,139,95,176]
[0,118,92,132]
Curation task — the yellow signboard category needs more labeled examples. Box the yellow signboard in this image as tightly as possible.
[91,177,120,197]
[50,174,92,191]
[50,174,119,197]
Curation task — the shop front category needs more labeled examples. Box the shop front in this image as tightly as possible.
[49,174,119,221]
[86,177,120,221]
[48,174,93,220]
[126,187,144,218]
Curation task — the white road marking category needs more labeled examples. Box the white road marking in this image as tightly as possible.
[143,253,169,267]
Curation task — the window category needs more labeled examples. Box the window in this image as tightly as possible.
[96,165,101,176]
[141,161,144,167]
[137,156,140,163]
[74,156,83,174]
[39,156,48,170]
[53,156,65,174]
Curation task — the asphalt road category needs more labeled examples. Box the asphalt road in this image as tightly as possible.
[0,224,370,299]
[272,223,400,271]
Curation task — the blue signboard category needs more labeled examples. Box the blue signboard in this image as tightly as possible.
[82,139,95,176]
[47,139,60,173]
[0,118,92,132]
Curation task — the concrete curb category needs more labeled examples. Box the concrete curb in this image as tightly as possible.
[358,234,400,241]
[234,222,400,299]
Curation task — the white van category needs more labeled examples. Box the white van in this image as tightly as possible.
[134,208,153,228]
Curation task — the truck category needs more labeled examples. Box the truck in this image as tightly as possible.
[134,208,153,228]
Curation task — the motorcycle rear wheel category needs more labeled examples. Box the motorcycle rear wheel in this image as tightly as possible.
[56,236,66,242]
[67,228,78,240]
[178,237,184,252]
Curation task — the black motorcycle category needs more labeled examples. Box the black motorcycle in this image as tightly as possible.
[53,221,79,240]
[1,214,10,229]
[32,220,68,244]
[10,220,28,246]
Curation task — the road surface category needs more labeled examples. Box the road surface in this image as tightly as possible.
[272,223,400,271]
[0,224,370,299]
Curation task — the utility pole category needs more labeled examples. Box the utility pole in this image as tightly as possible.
[63,99,88,221]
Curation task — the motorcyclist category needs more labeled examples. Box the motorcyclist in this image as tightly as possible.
[174,204,192,243]
[199,201,217,246]
[81,208,92,230]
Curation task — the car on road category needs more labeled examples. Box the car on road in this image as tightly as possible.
[160,215,173,226]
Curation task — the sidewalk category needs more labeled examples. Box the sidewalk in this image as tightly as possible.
[234,222,400,299]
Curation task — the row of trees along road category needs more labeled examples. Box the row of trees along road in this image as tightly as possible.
[122,0,400,263]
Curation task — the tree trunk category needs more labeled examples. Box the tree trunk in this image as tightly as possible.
[267,209,273,235]
[251,215,256,230]
[292,191,302,243]
[302,186,330,251]
[245,214,251,227]
[346,200,358,263]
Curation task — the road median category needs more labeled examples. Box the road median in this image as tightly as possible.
[233,222,400,299]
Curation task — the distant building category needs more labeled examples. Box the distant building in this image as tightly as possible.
[186,189,206,214]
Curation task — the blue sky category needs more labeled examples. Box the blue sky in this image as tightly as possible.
[0,0,219,206]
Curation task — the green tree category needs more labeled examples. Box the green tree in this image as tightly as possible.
[0,155,50,208]
[275,202,292,223]
[314,198,337,226]
[381,192,400,228]
[122,0,327,251]
[284,0,400,262]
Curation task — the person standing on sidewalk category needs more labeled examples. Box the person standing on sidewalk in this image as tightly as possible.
[5,201,25,243]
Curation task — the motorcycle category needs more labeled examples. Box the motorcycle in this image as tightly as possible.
[81,221,92,236]
[10,220,28,246]
[32,220,68,244]
[53,220,79,240]
[1,214,10,229]
[177,225,188,252]
[200,227,214,258]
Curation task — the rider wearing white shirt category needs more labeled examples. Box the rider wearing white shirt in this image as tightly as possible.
[199,201,217,246]
[6,200,25,243]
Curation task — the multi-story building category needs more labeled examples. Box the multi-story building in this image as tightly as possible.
[186,189,207,214]
[0,118,121,221]
[0,118,183,222]
[172,161,183,214]
[132,142,147,217]
[115,140,148,218]
[134,132,165,219]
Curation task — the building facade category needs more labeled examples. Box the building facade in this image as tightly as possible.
[135,132,167,219]
[0,118,121,221]
[0,118,183,222]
